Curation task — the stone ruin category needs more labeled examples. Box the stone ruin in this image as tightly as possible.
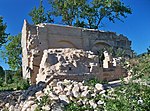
[36,48,99,83]
[21,20,132,84]
[36,48,127,84]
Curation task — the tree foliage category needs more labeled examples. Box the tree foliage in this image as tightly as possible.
[82,0,132,29]
[29,0,132,28]
[49,0,132,29]
[29,0,54,25]
[1,33,22,71]
[0,16,7,47]
[49,0,86,26]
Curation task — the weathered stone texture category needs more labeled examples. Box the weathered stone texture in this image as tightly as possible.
[21,20,132,84]
[36,48,99,83]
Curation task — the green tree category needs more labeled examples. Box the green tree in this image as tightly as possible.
[81,0,132,29]
[29,0,54,25]
[49,0,86,26]
[0,16,7,47]
[1,33,22,71]
[49,0,132,29]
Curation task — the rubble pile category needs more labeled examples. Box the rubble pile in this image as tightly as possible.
[1,79,107,111]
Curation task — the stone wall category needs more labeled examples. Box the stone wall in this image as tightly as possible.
[21,20,132,84]
[49,67,127,82]
[35,48,127,83]
[36,48,99,83]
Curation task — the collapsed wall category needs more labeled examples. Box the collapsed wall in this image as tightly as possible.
[36,48,99,83]
[21,20,132,84]
[36,48,127,83]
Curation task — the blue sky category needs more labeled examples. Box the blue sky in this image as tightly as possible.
[0,0,150,69]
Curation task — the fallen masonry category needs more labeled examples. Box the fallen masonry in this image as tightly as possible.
[0,79,122,111]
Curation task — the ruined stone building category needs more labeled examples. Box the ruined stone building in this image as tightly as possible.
[21,20,132,84]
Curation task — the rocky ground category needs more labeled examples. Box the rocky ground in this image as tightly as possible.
[0,90,22,109]
[0,78,122,111]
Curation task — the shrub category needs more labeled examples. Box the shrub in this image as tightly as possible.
[103,82,150,111]
[130,54,150,83]
[0,78,30,91]
[0,77,3,86]
[84,77,108,87]
[35,93,51,110]
[65,102,94,111]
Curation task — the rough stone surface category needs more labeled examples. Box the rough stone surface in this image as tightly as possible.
[59,95,70,105]
[51,103,64,111]
[0,78,129,111]
[81,90,90,97]
[35,48,127,83]
[36,48,99,83]
[22,20,132,83]
[9,105,14,111]
[42,105,51,111]
[95,83,103,91]
[31,104,38,111]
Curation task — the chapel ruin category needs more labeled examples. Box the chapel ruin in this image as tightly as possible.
[21,20,132,84]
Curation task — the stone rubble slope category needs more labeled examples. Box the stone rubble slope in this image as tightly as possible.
[2,79,108,111]
[0,91,23,109]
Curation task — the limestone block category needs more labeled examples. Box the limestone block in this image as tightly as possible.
[59,95,70,105]
[72,84,80,98]
[31,104,38,111]
[95,83,103,91]
[9,105,14,111]
[42,105,51,111]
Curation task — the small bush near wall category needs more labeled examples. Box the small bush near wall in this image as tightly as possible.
[0,77,30,91]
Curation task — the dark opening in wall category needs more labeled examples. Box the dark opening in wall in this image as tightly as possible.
[69,67,72,71]
[88,66,91,69]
